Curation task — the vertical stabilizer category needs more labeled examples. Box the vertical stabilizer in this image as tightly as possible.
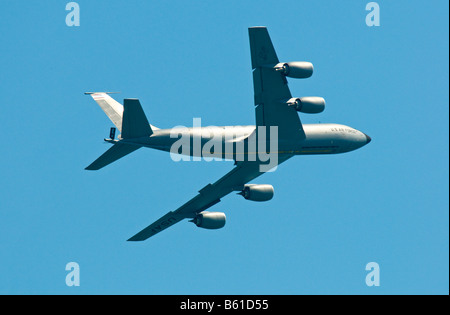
[121,99,153,139]
[87,92,124,132]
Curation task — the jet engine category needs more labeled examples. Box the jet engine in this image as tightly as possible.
[287,97,325,114]
[239,184,274,202]
[275,62,314,79]
[190,211,226,230]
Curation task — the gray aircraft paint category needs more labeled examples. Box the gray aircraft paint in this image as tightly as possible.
[118,123,370,158]
[85,27,371,241]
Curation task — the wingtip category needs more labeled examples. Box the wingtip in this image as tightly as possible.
[127,236,143,242]
[84,91,121,95]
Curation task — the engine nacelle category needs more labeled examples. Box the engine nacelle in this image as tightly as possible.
[275,62,313,79]
[191,211,226,230]
[239,184,274,202]
[287,97,325,114]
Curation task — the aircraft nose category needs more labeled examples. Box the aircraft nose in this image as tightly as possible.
[364,133,371,144]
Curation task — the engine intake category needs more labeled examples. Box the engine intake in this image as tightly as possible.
[275,62,314,79]
[190,211,226,230]
[287,97,325,114]
[239,184,274,202]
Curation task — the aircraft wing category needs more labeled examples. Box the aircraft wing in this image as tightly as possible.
[128,156,292,241]
[249,27,305,147]
[127,27,300,241]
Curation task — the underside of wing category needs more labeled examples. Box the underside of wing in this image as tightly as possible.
[127,211,185,241]
[128,156,292,241]
[249,27,305,147]
[127,27,305,242]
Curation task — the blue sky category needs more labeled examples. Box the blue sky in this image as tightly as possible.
[0,0,448,294]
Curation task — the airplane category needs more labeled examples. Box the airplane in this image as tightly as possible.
[84,27,371,241]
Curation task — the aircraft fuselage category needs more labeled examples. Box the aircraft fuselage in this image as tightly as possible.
[119,123,371,160]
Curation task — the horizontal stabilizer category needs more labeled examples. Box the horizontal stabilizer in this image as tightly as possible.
[85,142,140,170]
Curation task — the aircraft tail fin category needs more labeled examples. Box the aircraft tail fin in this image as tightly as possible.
[86,93,157,138]
[85,94,158,170]
[122,99,153,139]
[86,92,124,132]
[85,142,140,171]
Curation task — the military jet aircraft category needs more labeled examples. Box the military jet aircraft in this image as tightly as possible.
[85,27,371,241]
